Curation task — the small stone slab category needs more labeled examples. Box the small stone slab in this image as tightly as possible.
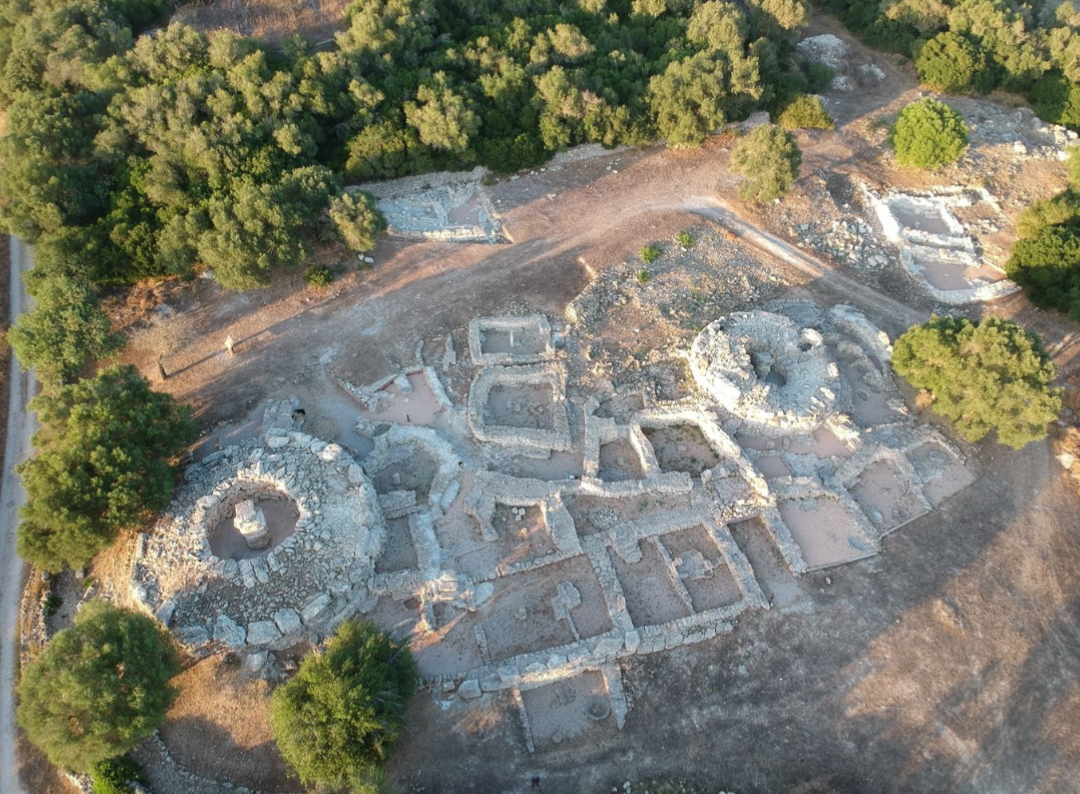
[273,607,302,635]
[213,615,246,648]
[246,620,283,646]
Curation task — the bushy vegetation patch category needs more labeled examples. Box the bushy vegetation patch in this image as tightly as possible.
[7,273,123,389]
[822,0,1080,130]
[303,264,334,289]
[914,31,996,94]
[730,123,801,202]
[890,98,968,168]
[893,316,1062,449]
[0,0,812,291]
[17,601,179,771]
[270,620,417,792]
[16,365,197,572]
[777,94,834,129]
[90,757,144,794]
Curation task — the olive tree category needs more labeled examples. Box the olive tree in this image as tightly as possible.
[729,123,801,202]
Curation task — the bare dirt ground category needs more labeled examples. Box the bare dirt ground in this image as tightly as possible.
[159,656,298,792]
[24,14,1077,794]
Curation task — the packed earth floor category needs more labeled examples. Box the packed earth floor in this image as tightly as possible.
[22,16,1080,794]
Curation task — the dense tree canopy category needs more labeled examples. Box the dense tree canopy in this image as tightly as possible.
[1007,222,1080,321]
[330,190,387,253]
[890,97,968,168]
[0,0,811,290]
[892,316,1062,449]
[17,600,179,771]
[16,365,196,571]
[729,123,801,202]
[823,0,1080,128]
[270,620,418,791]
[7,273,123,389]
[915,30,995,94]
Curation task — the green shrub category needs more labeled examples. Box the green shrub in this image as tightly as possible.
[43,593,62,616]
[914,31,996,94]
[1029,72,1080,130]
[730,124,802,203]
[1068,145,1080,192]
[777,95,834,130]
[90,757,144,794]
[675,230,695,248]
[17,601,179,771]
[328,192,387,254]
[16,365,196,572]
[636,269,651,283]
[1015,192,1080,240]
[892,316,1062,449]
[303,265,334,289]
[890,98,968,168]
[1006,222,1080,321]
[640,245,662,264]
[269,620,417,791]
[805,62,834,93]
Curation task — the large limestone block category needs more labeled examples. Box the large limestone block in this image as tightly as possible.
[234,499,269,550]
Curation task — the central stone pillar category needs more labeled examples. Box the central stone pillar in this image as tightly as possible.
[234,499,269,550]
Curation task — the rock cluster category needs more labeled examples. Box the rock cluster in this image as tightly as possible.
[690,310,840,435]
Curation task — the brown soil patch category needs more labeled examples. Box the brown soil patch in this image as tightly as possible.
[161,656,297,793]
[16,730,74,794]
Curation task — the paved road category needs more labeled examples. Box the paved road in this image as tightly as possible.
[1,236,35,794]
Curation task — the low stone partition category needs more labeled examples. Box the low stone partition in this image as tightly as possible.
[362,424,466,515]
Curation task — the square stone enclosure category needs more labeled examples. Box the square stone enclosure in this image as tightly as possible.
[468,364,572,452]
[469,315,554,366]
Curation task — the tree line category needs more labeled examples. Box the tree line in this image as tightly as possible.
[0,0,816,291]
[819,0,1080,130]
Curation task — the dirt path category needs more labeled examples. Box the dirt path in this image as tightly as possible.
[695,199,925,329]
[1,236,35,794]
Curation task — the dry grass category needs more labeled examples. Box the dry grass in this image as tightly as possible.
[16,731,75,794]
[160,655,298,792]
[171,0,352,45]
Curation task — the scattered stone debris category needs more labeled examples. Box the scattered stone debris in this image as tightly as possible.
[354,167,504,243]
[797,34,884,92]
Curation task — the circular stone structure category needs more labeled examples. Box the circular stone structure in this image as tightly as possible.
[689,310,841,435]
[207,485,299,560]
[130,426,385,653]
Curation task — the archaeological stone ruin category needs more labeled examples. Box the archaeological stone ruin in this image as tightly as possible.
[131,302,975,750]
